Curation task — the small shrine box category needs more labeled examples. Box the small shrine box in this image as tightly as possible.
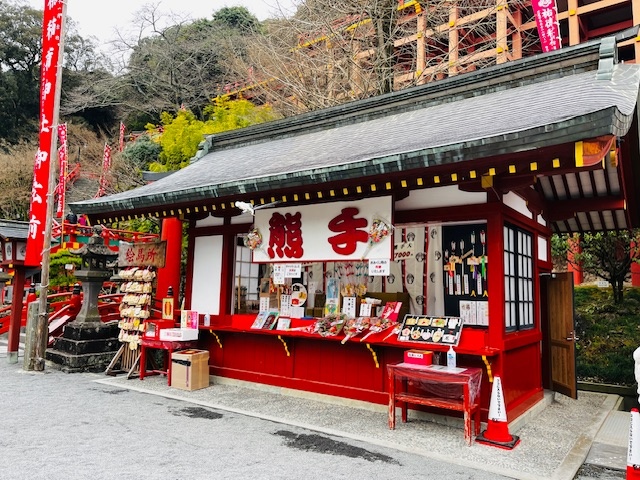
[171,349,210,391]
[143,319,175,340]
[404,349,433,366]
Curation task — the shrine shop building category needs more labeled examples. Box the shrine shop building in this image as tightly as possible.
[71,36,640,421]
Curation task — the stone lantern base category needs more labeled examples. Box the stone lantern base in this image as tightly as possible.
[45,321,121,373]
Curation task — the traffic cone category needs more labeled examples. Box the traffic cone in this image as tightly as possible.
[476,376,520,449]
[628,408,640,480]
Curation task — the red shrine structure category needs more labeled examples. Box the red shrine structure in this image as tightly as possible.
[70,35,640,421]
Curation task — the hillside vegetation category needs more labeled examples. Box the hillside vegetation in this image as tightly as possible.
[575,285,640,386]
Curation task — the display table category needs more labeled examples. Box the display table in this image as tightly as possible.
[139,338,199,386]
[387,363,482,445]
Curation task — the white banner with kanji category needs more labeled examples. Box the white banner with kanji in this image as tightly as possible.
[252,196,392,263]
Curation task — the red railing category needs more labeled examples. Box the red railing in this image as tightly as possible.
[0,290,127,342]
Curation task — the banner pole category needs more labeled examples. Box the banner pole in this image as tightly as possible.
[35,1,67,371]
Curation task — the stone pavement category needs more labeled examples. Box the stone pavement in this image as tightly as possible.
[0,334,629,480]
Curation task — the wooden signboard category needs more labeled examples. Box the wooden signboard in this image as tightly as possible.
[397,315,464,346]
[118,241,166,268]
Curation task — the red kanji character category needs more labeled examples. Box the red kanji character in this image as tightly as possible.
[125,248,135,263]
[267,211,305,259]
[268,213,286,259]
[145,248,157,262]
[327,207,368,256]
[283,212,304,259]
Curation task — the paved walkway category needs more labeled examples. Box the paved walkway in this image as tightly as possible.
[95,372,626,480]
[0,335,629,480]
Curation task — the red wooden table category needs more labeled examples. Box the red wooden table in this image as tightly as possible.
[140,338,198,386]
[387,363,482,445]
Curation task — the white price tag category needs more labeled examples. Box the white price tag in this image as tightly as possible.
[393,241,415,261]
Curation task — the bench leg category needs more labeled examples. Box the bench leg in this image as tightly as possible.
[388,371,396,430]
[464,410,471,446]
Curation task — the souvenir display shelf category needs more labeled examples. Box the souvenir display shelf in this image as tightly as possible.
[117,266,156,348]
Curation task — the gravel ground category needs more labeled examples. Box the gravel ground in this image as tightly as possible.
[0,337,620,480]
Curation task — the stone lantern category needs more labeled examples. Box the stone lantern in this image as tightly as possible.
[45,225,120,373]
[69,225,118,323]
[0,219,29,364]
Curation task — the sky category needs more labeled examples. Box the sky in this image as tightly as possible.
[26,0,296,46]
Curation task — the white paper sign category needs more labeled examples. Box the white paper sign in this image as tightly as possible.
[273,264,286,284]
[393,241,415,261]
[359,303,372,317]
[476,301,489,326]
[342,296,357,318]
[285,263,302,278]
[369,258,390,276]
[259,297,272,312]
[280,294,292,317]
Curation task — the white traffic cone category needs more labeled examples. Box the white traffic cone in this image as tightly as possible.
[476,376,520,449]
[628,408,640,480]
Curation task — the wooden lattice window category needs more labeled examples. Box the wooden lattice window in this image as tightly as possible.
[504,224,534,332]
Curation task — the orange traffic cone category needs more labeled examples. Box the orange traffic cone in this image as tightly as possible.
[476,376,520,449]
[628,408,640,480]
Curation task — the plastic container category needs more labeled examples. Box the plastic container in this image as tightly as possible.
[446,345,457,369]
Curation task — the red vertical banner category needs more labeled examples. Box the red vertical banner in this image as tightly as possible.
[531,0,561,52]
[119,121,126,152]
[97,143,112,197]
[56,123,68,218]
[25,0,65,266]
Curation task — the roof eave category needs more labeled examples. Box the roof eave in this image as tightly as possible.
[71,107,627,217]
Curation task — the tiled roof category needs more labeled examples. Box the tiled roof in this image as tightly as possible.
[0,220,29,241]
[70,37,640,220]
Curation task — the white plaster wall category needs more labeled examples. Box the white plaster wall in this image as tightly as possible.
[503,191,532,219]
[394,186,487,211]
[191,235,223,314]
[231,212,253,225]
[538,236,548,262]
[195,215,225,228]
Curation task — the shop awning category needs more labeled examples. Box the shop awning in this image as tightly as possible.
[70,36,640,233]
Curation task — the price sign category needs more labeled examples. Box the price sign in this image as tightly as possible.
[394,241,415,261]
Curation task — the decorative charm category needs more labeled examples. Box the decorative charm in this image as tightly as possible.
[362,218,392,259]
[244,228,263,251]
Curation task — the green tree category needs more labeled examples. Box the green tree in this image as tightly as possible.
[0,2,107,141]
[49,249,82,290]
[149,98,278,171]
[121,134,162,171]
[565,230,640,304]
[213,6,261,33]
[0,2,44,141]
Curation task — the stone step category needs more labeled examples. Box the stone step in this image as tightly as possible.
[61,321,119,341]
[45,348,119,373]
[51,336,121,355]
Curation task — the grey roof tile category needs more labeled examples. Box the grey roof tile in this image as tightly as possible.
[71,56,640,216]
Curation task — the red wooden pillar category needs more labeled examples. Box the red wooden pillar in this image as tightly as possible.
[156,218,183,304]
[631,262,640,287]
[631,241,640,287]
[567,236,583,286]
[7,267,26,363]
